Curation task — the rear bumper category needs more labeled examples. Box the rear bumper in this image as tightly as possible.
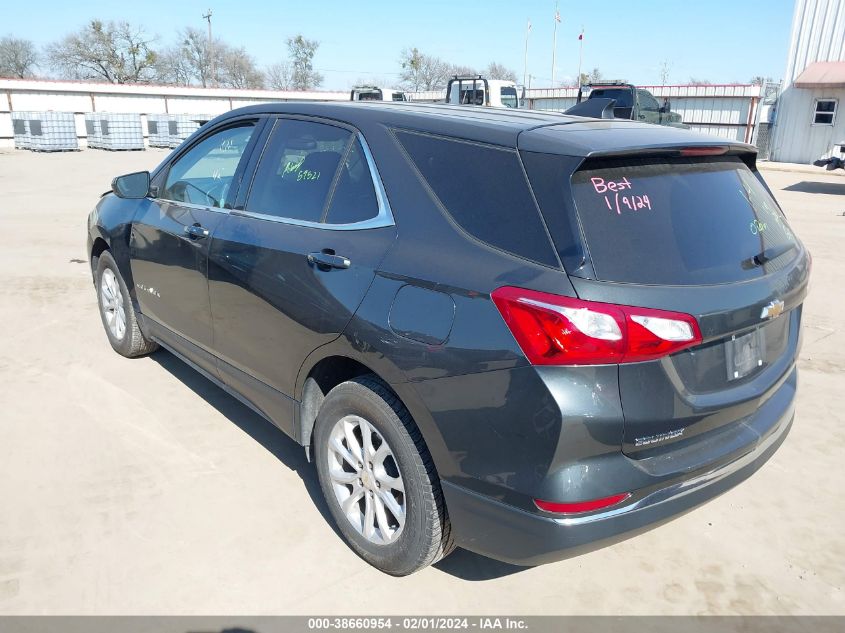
[443,406,793,566]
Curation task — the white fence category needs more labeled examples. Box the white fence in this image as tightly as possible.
[0,79,348,149]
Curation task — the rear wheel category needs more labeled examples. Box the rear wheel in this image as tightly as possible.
[95,250,158,358]
[314,376,454,575]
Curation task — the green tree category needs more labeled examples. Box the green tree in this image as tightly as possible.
[287,34,322,90]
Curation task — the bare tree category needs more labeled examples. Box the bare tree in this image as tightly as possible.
[749,75,773,86]
[266,61,293,90]
[287,34,322,90]
[485,62,517,82]
[399,48,449,91]
[659,60,671,85]
[446,64,478,78]
[218,46,263,89]
[46,20,157,83]
[176,27,215,87]
[153,45,193,86]
[579,67,603,85]
[0,36,38,78]
[688,77,713,85]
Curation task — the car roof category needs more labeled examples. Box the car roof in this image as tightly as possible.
[214,101,756,157]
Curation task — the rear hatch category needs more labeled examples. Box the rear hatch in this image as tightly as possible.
[521,131,809,460]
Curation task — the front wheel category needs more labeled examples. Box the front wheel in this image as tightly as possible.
[95,250,158,358]
[314,376,454,575]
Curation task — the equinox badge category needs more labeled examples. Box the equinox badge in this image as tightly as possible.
[760,299,785,320]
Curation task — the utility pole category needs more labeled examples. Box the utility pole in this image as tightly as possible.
[523,19,531,88]
[202,9,214,87]
[552,3,560,86]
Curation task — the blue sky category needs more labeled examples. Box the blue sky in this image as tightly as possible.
[4,0,795,89]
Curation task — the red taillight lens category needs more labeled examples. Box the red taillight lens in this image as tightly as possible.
[679,146,728,156]
[491,286,702,365]
[534,493,631,515]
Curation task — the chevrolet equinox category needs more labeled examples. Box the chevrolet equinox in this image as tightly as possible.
[87,102,808,575]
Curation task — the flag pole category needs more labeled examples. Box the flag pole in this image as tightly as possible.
[523,20,528,86]
[552,3,559,86]
[577,26,584,86]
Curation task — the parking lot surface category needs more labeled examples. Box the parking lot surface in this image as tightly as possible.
[0,148,842,615]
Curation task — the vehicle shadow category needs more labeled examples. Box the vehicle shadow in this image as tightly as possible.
[782,180,845,195]
[148,349,340,541]
[149,348,528,582]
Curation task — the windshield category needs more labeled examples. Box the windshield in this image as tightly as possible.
[570,156,798,285]
[500,87,518,108]
[589,88,634,108]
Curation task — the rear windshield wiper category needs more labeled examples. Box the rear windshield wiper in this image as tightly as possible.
[741,244,796,269]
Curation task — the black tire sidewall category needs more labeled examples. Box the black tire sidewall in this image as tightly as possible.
[95,251,134,356]
[314,380,434,576]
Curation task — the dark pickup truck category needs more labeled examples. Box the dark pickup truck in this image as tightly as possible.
[579,82,687,128]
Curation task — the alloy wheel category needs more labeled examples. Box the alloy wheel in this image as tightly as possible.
[327,414,406,545]
[100,268,127,341]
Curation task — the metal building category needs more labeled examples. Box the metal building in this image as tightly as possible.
[770,0,845,163]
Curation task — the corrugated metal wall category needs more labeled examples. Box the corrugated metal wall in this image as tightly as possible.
[770,0,845,163]
[408,84,762,143]
[524,85,761,143]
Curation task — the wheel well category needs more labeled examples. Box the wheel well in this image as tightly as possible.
[90,237,109,274]
[299,356,387,450]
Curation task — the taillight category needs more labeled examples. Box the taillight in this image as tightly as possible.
[679,146,728,157]
[491,286,702,365]
[534,493,631,515]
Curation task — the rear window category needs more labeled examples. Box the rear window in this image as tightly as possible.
[590,88,634,108]
[570,156,798,285]
[395,130,558,267]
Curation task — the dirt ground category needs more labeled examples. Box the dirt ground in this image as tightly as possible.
[0,148,842,615]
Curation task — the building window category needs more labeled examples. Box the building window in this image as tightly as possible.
[813,99,837,125]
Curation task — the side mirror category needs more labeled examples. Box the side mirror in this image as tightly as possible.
[111,171,150,199]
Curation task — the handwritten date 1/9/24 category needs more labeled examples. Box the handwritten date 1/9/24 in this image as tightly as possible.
[590,176,652,214]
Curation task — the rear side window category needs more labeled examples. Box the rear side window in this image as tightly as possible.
[395,131,558,267]
[324,138,379,224]
[570,156,798,285]
[246,119,351,222]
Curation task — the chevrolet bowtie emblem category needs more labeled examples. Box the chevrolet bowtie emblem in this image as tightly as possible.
[760,299,785,320]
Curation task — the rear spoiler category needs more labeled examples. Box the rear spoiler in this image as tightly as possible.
[564,98,615,119]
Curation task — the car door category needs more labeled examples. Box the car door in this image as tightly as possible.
[130,119,260,368]
[207,116,397,436]
[636,90,661,124]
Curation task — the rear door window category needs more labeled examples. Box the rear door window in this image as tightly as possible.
[246,119,351,222]
[395,130,558,267]
[570,156,797,285]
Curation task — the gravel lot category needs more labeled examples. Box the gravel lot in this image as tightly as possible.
[0,148,842,615]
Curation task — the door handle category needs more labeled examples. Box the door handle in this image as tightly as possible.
[185,223,209,239]
[307,250,351,270]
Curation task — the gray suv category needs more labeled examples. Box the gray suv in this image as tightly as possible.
[88,102,808,575]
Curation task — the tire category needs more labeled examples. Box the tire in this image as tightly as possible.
[314,375,455,575]
[94,250,158,358]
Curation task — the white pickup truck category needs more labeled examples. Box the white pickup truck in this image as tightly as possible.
[446,76,520,109]
[350,86,408,102]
